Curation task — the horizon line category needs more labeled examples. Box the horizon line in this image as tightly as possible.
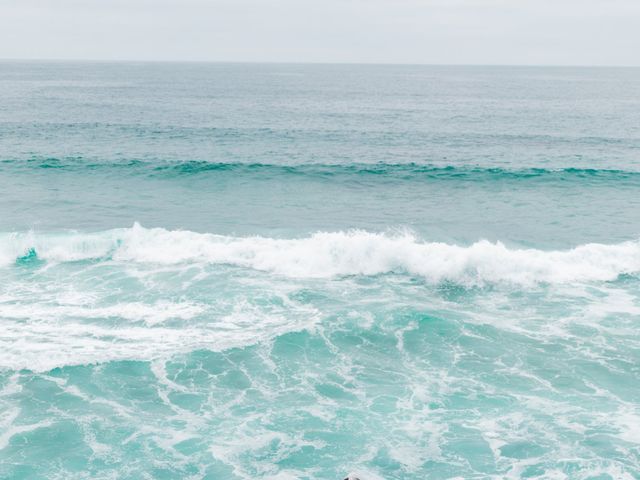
[1,57,639,69]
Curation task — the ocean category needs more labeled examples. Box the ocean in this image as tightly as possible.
[0,62,639,479]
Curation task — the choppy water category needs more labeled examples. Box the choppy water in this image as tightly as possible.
[1,62,639,479]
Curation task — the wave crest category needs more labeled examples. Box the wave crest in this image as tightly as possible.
[4,157,640,180]
[2,224,639,285]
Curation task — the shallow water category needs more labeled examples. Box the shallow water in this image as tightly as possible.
[0,62,639,479]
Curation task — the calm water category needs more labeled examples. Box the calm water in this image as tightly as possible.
[0,62,639,479]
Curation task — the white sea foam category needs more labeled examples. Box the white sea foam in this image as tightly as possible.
[1,224,639,285]
[0,298,319,372]
[0,407,53,450]
[0,301,206,326]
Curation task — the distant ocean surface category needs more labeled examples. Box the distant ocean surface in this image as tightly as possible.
[1,62,639,479]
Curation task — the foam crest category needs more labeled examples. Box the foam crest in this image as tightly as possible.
[1,224,639,285]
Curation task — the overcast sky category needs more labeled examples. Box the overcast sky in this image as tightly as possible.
[0,0,638,65]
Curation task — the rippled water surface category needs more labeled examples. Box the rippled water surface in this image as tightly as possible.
[0,62,639,479]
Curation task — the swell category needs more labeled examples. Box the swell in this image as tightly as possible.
[2,224,639,285]
[3,157,640,182]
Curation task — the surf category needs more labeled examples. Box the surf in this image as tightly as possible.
[2,224,639,286]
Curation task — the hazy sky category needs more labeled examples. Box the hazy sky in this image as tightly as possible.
[0,0,638,65]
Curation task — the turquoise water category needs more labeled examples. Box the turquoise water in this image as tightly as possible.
[1,62,639,479]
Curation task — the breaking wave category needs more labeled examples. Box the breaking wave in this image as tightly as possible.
[2,224,639,285]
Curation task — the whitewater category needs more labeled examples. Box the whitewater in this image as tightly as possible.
[3,224,640,284]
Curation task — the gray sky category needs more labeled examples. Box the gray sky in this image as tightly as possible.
[0,0,638,65]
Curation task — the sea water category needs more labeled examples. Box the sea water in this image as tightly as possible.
[0,62,639,479]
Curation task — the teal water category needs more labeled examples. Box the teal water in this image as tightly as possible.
[0,62,639,479]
